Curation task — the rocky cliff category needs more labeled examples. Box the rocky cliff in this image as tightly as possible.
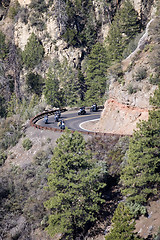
[93,4,160,135]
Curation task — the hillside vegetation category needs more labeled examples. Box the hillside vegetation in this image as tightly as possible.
[0,0,160,239]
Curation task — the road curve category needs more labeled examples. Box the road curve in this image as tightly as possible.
[36,110,101,132]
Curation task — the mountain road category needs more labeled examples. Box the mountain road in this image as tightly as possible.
[36,110,101,132]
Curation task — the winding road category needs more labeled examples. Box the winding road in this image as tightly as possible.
[36,110,101,132]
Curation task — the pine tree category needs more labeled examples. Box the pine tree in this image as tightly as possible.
[77,69,86,102]
[26,72,44,96]
[85,42,108,105]
[44,129,106,239]
[105,202,142,240]
[0,94,6,118]
[106,0,140,62]
[22,33,44,69]
[120,85,160,204]
[0,31,9,60]
[44,67,62,108]
[60,63,80,106]
[7,93,19,117]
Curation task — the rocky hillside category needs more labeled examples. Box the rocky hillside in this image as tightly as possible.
[94,5,160,135]
[0,0,159,134]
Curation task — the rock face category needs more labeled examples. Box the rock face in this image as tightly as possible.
[95,99,149,135]
[17,0,31,6]
[94,15,158,135]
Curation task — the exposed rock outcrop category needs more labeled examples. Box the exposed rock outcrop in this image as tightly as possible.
[94,15,158,135]
[94,99,149,135]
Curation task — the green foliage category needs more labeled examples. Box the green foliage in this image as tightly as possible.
[106,0,140,62]
[26,72,44,96]
[44,64,62,108]
[44,60,85,107]
[29,0,48,13]
[134,66,147,81]
[0,31,9,60]
[107,63,124,82]
[85,42,108,105]
[44,129,106,239]
[0,117,22,151]
[106,136,130,176]
[29,13,46,30]
[122,32,144,59]
[149,73,160,85]
[18,7,29,24]
[105,202,142,240]
[22,33,44,69]
[77,69,86,102]
[0,148,51,238]
[22,138,33,150]
[153,227,160,240]
[59,62,85,106]
[7,93,19,117]
[121,85,160,204]
[8,0,20,19]
[0,94,7,118]
[127,84,137,94]
[125,202,147,218]
[61,0,97,48]
[0,150,7,166]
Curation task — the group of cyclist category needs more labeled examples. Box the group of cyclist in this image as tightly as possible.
[43,110,65,130]
[43,103,98,130]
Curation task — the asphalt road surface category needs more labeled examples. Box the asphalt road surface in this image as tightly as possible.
[36,110,101,132]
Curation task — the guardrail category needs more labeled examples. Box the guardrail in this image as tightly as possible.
[30,107,128,137]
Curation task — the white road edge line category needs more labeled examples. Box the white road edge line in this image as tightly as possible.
[79,118,100,132]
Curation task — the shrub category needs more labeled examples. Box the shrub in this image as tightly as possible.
[126,202,147,218]
[107,63,124,81]
[18,7,29,24]
[127,84,137,94]
[0,94,7,118]
[0,117,22,151]
[29,0,48,13]
[29,15,46,30]
[123,31,144,59]
[105,202,142,240]
[134,66,147,81]
[149,73,160,85]
[0,151,7,166]
[8,0,20,19]
[22,138,33,150]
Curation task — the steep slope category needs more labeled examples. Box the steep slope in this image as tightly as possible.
[94,10,160,135]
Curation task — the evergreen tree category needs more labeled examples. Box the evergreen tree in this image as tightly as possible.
[26,72,44,96]
[60,63,80,106]
[44,67,62,108]
[44,129,106,239]
[22,33,44,69]
[58,61,85,106]
[119,0,140,39]
[85,42,108,105]
[0,31,9,60]
[120,85,160,204]
[0,94,6,118]
[77,69,86,102]
[105,202,142,240]
[106,0,140,62]
[62,0,97,48]
[7,93,19,117]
